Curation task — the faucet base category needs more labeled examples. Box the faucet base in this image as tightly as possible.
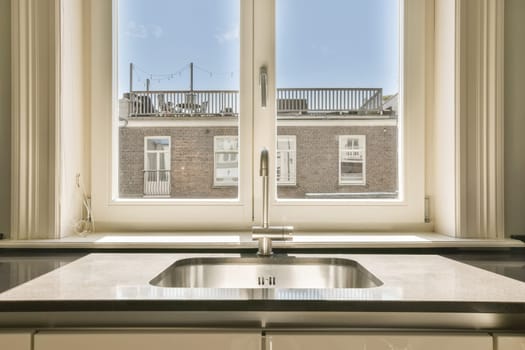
[257,236,273,256]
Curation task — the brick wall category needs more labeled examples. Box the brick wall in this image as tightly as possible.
[276,125,398,198]
[119,124,397,199]
[119,127,238,198]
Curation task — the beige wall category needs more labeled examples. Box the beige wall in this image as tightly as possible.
[505,0,525,237]
[60,0,90,237]
[0,0,10,237]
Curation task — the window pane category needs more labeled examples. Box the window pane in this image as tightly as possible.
[118,0,240,199]
[145,153,157,170]
[276,0,399,199]
[147,138,169,151]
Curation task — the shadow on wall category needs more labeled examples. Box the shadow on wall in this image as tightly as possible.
[505,0,525,237]
[0,0,11,238]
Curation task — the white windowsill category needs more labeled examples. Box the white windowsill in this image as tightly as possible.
[0,232,522,249]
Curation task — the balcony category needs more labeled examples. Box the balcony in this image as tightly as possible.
[143,170,171,197]
[124,88,388,119]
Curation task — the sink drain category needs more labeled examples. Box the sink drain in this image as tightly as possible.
[257,276,276,286]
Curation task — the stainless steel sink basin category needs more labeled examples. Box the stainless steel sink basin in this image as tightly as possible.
[150,256,382,289]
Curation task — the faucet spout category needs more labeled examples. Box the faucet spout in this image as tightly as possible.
[252,148,293,256]
[260,148,269,177]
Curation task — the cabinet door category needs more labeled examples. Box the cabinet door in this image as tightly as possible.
[494,334,525,350]
[266,332,492,350]
[35,331,261,350]
[0,332,32,350]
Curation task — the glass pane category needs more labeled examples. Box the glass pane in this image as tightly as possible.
[276,0,399,199]
[341,162,363,182]
[276,135,296,185]
[145,153,157,170]
[215,152,239,184]
[277,137,295,150]
[158,153,168,170]
[147,138,169,151]
[118,0,240,199]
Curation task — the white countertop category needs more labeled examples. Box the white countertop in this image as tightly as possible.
[2,253,525,303]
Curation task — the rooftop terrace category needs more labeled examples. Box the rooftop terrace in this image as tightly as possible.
[121,87,396,120]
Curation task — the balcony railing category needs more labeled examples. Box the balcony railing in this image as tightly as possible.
[129,90,239,117]
[276,88,383,114]
[126,87,383,118]
[143,170,171,197]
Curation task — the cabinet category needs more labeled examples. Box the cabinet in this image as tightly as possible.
[266,332,493,350]
[34,331,261,350]
[31,329,525,350]
[0,331,33,350]
[494,334,525,350]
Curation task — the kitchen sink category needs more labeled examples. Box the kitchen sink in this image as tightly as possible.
[150,256,383,289]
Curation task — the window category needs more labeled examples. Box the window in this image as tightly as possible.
[275,0,398,200]
[214,136,239,186]
[90,0,428,230]
[339,135,365,185]
[117,0,241,200]
[276,136,296,186]
[144,137,171,197]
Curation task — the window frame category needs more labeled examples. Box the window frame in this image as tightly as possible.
[253,0,428,230]
[276,135,296,186]
[89,0,431,232]
[213,136,239,187]
[90,0,254,231]
[143,136,171,197]
[338,135,366,186]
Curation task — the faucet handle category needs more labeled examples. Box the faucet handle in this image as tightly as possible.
[251,226,294,256]
[252,226,294,241]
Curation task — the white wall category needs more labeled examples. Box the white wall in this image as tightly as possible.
[431,0,457,236]
[0,0,11,237]
[60,0,91,237]
[505,0,525,237]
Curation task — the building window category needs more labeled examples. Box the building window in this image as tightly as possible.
[144,136,171,196]
[276,135,296,185]
[214,136,239,186]
[339,135,366,185]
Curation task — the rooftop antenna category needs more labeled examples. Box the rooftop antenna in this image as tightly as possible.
[129,62,134,93]
[190,62,194,92]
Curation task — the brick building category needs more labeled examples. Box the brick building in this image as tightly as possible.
[118,89,398,199]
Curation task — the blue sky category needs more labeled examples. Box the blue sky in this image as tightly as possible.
[118,0,399,96]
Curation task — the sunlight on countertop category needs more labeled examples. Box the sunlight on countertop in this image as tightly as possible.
[0,232,522,249]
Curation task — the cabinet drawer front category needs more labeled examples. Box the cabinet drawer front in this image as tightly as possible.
[35,331,261,350]
[0,332,32,350]
[494,335,525,350]
[266,332,492,350]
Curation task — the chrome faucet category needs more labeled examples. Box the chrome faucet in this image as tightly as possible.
[252,148,293,256]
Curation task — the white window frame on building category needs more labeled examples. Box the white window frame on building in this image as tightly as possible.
[143,136,171,197]
[339,135,366,186]
[214,136,239,187]
[276,135,296,186]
